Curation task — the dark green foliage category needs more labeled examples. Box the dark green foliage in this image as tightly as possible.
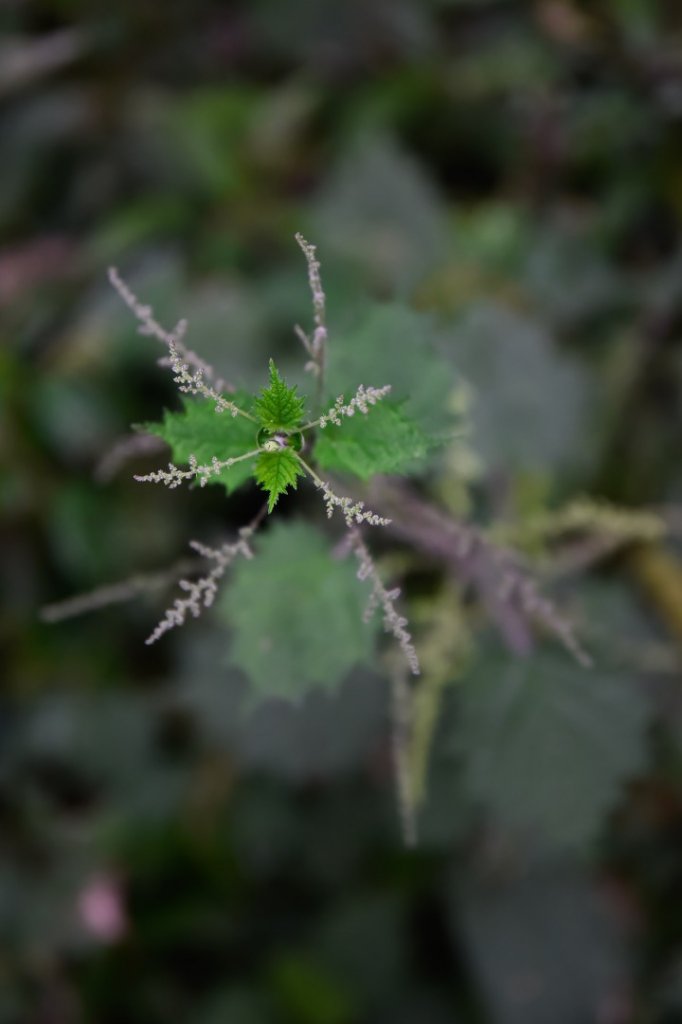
[446,303,595,477]
[452,866,630,1024]
[454,645,650,851]
[4,1,682,1021]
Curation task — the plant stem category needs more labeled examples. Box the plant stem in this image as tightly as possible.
[295,453,324,487]
[226,448,261,466]
[299,417,322,432]
[232,407,259,424]
[295,233,328,416]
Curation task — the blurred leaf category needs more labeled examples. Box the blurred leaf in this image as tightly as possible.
[453,646,650,851]
[0,989,27,1024]
[47,483,151,582]
[130,87,259,197]
[29,377,118,460]
[655,958,682,1019]
[576,578,669,671]
[196,987,275,1024]
[175,629,387,782]
[228,784,302,879]
[451,202,530,277]
[314,894,409,1012]
[247,0,435,68]
[314,400,443,479]
[71,251,187,371]
[269,952,355,1024]
[76,253,269,390]
[248,82,320,172]
[325,303,459,434]
[609,0,660,43]
[235,668,387,781]
[145,397,257,494]
[313,133,450,294]
[445,302,595,477]
[451,866,630,1024]
[89,197,193,264]
[524,220,626,329]
[0,854,96,955]
[0,30,89,97]
[223,521,376,700]
[0,88,91,229]
[451,29,557,97]
[24,690,155,794]
[629,543,682,646]
[178,280,273,392]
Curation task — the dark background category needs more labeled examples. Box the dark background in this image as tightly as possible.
[1,1,682,1022]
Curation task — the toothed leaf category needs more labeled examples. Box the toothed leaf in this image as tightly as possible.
[314,400,443,480]
[144,395,257,494]
[254,448,305,512]
[454,645,650,852]
[255,359,306,432]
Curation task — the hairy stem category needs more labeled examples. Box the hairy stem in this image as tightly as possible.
[295,233,327,415]
[295,453,324,488]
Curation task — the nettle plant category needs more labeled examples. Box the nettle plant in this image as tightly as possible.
[48,234,621,843]
[108,237,432,670]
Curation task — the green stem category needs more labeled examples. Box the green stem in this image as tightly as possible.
[314,347,326,418]
[231,406,259,424]
[224,447,261,467]
[299,417,322,432]
[295,454,325,488]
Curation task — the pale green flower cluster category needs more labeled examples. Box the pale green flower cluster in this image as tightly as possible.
[315,479,391,528]
[167,337,245,418]
[349,529,420,676]
[146,534,253,645]
[134,450,260,489]
[318,384,392,428]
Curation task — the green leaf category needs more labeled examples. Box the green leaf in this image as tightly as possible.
[445,302,595,476]
[453,645,650,852]
[451,866,628,1024]
[176,648,387,782]
[254,448,305,512]
[325,303,459,435]
[314,400,443,480]
[270,953,354,1024]
[312,132,450,294]
[223,521,376,701]
[255,359,305,432]
[144,395,257,494]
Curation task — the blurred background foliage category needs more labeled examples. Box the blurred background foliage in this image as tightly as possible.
[1,0,682,1021]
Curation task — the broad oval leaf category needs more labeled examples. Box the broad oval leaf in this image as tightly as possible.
[223,521,377,701]
[453,645,650,851]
